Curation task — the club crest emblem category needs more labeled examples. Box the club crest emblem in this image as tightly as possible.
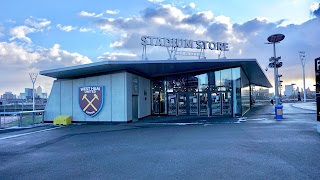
[79,86,104,117]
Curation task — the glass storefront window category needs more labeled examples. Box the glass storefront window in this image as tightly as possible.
[197,73,209,92]
[187,74,199,92]
[152,80,166,114]
[151,66,249,116]
[221,69,232,91]
[231,67,241,115]
[215,71,221,88]
[174,75,188,92]
[241,68,250,115]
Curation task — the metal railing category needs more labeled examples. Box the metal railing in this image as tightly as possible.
[0,110,45,129]
[0,104,45,112]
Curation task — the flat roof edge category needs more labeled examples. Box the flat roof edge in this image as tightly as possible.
[40,58,257,75]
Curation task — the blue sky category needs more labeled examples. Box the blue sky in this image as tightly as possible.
[0,0,320,95]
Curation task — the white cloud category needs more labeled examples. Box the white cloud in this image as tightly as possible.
[25,17,51,29]
[78,11,103,18]
[6,19,16,24]
[91,3,320,91]
[109,41,124,48]
[57,24,77,32]
[97,52,138,60]
[152,17,166,24]
[310,3,319,11]
[8,17,52,43]
[310,2,320,17]
[3,3,318,94]
[9,26,36,43]
[148,0,164,3]
[0,42,92,95]
[106,10,120,15]
[79,27,94,32]
[0,26,4,37]
[189,2,196,9]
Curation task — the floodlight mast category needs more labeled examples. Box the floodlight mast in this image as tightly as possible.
[267,34,285,107]
[299,51,307,102]
[29,73,38,111]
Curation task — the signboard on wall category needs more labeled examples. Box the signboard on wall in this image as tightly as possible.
[315,57,320,121]
[141,36,229,51]
[79,86,104,117]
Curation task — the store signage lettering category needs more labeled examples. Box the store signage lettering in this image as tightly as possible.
[316,58,320,71]
[79,86,104,117]
[141,36,229,51]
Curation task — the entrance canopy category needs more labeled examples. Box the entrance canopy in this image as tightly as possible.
[40,59,272,88]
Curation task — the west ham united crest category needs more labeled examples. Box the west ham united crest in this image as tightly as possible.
[79,86,104,117]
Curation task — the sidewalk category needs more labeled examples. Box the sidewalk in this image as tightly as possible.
[291,102,316,111]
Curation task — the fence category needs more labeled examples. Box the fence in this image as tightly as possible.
[0,110,45,129]
[0,104,45,112]
[254,99,316,105]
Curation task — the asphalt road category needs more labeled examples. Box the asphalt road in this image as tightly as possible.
[0,103,319,180]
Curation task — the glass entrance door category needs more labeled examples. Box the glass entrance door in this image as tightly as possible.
[168,91,232,116]
[221,92,232,115]
[211,92,232,116]
[178,93,187,115]
[211,92,221,115]
[189,93,198,115]
[168,94,177,115]
[199,93,208,116]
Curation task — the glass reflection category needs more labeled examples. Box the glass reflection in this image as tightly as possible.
[151,66,248,116]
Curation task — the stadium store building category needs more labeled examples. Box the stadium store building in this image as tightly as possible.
[40,59,272,123]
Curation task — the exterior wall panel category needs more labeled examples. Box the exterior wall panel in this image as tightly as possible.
[44,80,61,121]
[139,76,151,118]
[44,72,154,122]
[126,73,133,121]
[111,73,126,122]
[72,78,85,121]
[60,80,73,116]
[98,75,112,122]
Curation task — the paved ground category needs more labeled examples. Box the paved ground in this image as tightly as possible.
[0,103,319,179]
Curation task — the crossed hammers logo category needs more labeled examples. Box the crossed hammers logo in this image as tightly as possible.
[82,94,99,111]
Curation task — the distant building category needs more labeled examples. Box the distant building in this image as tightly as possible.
[2,92,15,100]
[42,93,48,99]
[25,88,33,98]
[254,88,270,100]
[284,85,294,96]
[35,86,48,99]
[36,86,42,97]
[19,93,26,99]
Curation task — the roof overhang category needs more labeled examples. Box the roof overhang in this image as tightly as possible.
[40,59,272,88]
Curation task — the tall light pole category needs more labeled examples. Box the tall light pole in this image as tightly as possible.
[29,73,38,111]
[279,80,283,102]
[267,34,285,119]
[299,51,307,102]
[278,74,283,101]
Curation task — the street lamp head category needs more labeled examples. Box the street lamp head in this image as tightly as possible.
[278,74,282,77]
[267,34,285,43]
[291,83,296,86]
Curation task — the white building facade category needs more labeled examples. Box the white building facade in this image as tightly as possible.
[41,59,271,123]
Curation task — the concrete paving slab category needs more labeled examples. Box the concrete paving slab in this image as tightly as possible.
[0,102,319,179]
